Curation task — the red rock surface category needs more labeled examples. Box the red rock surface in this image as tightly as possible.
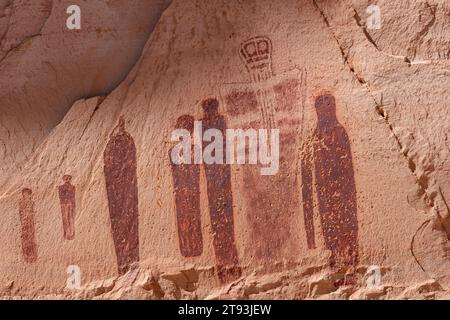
[0,0,449,300]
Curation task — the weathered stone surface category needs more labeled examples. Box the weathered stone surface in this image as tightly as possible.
[0,0,449,299]
[0,0,171,185]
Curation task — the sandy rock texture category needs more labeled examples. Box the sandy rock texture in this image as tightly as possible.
[0,0,171,185]
[0,0,449,300]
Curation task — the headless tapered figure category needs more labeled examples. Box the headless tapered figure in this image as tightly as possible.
[201,98,241,283]
[19,188,38,263]
[301,94,358,272]
[58,175,76,240]
[170,115,203,257]
[104,117,140,275]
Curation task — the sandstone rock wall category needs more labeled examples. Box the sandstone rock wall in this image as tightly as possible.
[0,0,449,299]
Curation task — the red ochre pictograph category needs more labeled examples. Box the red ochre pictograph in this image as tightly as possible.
[221,35,307,271]
[58,175,76,240]
[170,115,203,257]
[19,188,38,263]
[201,98,242,283]
[104,117,140,275]
[301,94,359,272]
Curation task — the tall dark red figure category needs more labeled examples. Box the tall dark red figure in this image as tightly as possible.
[202,98,241,283]
[170,115,203,257]
[301,94,358,271]
[104,117,140,275]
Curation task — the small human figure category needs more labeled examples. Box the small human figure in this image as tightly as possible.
[58,175,76,240]
[19,188,38,263]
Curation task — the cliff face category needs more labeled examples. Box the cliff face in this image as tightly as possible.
[0,0,449,299]
[0,0,171,185]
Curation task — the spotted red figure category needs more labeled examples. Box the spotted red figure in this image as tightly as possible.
[19,188,38,263]
[201,98,241,283]
[301,94,358,271]
[104,117,140,275]
[58,175,76,240]
[170,115,203,257]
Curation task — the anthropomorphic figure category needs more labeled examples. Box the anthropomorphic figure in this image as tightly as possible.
[58,175,76,240]
[226,36,308,271]
[170,115,203,257]
[201,98,241,283]
[19,188,38,263]
[104,117,140,275]
[239,35,276,130]
[301,94,358,272]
